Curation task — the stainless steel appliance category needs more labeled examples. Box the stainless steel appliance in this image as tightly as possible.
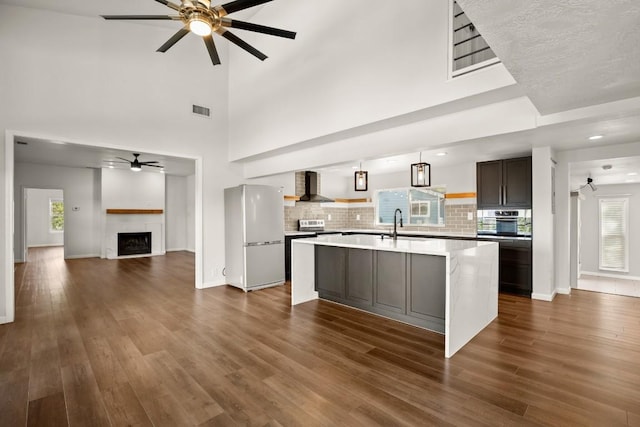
[477,209,532,237]
[298,219,342,235]
[224,185,285,291]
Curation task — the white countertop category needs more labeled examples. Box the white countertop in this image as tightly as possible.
[293,234,495,256]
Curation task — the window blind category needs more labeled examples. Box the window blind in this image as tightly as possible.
[599,198,628,271]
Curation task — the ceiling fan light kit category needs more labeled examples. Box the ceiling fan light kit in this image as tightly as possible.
[105,153,164,172]
[102,0,296,67]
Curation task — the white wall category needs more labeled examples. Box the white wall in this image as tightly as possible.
[15,163,101,261]
[228,0,517,162]
[102,168,165,209]
[26,188,64,247]
[532,147,556,300]
[338,161,477,200]
[0,4,242,321]
[247,172,295,196]
[166,175,188,251]
[579,183,640,277]
[186,174,196,252]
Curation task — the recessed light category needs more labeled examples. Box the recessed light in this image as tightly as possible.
[436,152,448,157]
[625,179,635,183]
[588,135,603,140]
[628,172,638,176]
[108,165,114,169]
[602,164,612,170]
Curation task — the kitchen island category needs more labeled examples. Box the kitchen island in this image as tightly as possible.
[291,234,499,357]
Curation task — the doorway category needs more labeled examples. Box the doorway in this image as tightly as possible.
[23,188,65,262]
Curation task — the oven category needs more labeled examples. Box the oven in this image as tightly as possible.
[477,209,531,237]
[495,210,519,236]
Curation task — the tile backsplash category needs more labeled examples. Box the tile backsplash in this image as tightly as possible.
[285,203,477,236]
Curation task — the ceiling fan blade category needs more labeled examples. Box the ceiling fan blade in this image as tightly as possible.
[217,29,267,61]
[144,164,164,168]
[140,161,160,164]
[215,0,273,17]
[221,18,296,39]
[115,157,132,162]
[154,0,181,11]
[203,35,222,66]
[101,15,176,20]
[157,26,190,53]
[104,160,130,164]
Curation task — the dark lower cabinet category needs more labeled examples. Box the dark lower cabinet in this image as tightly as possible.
[346,248,373,305]
[315,246,445,333]
[408,254,446,320]
[374,252,406,313]
[498,240,532,296]
[315,245,346,299]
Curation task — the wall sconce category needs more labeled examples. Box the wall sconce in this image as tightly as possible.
[354,162,368,191]
[411,152,431,187]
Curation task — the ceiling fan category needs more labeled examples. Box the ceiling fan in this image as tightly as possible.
[101,0,296,67]
[105,153,164,172]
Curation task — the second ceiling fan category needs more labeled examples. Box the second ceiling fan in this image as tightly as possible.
[102,0,296,67]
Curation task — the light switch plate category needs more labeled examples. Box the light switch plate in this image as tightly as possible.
[467,212,473,220]
[356,214,361,221]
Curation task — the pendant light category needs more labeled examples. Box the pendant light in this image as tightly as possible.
[411,152,431,187]
[354,162,368,191]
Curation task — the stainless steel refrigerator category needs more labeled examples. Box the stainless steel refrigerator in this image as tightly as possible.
[224,184,285,291]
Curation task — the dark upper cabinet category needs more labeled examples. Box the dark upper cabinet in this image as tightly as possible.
[477,156,531,208]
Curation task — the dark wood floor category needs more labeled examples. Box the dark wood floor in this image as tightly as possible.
[1,248,640,426]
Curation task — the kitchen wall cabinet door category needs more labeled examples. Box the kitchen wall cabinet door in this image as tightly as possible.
[374,251,406,313]
[503,157,532,207]
[476,160,503,208]
[477,156,532,209]
[315,245,346,299]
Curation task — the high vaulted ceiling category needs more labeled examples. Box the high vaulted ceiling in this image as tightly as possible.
[457,0,640,115]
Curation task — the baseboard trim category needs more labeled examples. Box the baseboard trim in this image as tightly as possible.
[27,244,63,248]
[531,290,557,301]
[581,271,640,281]
[64,253,101,260]
[200,281,226,289]
[0,315,12,325]
[166,248,195,253]
[556,287,571,295]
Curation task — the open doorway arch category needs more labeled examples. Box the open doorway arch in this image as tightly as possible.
[3,129,204,324]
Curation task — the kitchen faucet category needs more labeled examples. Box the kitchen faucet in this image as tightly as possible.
[392,208,403,240]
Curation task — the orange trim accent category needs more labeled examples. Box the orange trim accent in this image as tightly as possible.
[106,209,164,214]
[284,195,300,201]
[444,192,476,199]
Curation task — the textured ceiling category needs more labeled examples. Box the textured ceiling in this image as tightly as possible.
[456,0,640,114]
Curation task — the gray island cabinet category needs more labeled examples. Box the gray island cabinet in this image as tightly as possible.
[291,234,499,358]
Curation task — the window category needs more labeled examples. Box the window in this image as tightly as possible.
[450,0,500,77]
[599,198,628,272]
[376,187,446,226]
[50,199,64,232]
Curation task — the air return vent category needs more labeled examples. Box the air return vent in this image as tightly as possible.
[192,104,211,118]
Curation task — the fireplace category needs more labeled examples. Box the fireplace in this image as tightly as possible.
[118,232,152,256]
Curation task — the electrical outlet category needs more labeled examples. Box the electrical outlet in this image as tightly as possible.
[467,212,473,220]
[328,214,332,221]
[356,214,361,221]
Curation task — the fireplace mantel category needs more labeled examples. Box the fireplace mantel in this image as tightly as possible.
[106,209,164,215]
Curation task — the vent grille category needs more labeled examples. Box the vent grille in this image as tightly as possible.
[192,104,211,118]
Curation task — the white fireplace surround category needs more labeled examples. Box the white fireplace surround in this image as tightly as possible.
[104,213,164,259]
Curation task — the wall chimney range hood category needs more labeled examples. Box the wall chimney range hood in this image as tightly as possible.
[299,171,334,203]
